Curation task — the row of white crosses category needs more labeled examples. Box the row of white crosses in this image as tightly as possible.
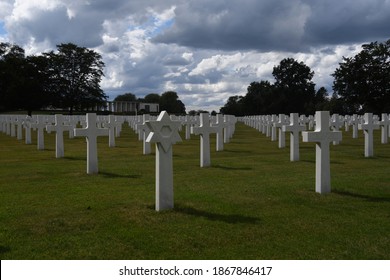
[0,113,125,173]
[242,112,390,159]
[240,111,390,194]
[125,113,236,167]
[2,112,237,212]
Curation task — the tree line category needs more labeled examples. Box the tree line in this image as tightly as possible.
[0,42,106,115]
[0,41,188,115]
[114,91,186,115]
[221,39,390,116]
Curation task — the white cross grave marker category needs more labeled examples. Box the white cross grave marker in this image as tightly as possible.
[182,115,196,140]
[274,114,289,148]
[350,114,360,139]
[31,115,47,150]
[283,113,306,161]
[46,114,71,158]
[214,114,227,151]
[146,111,182,211]
[331,114,343,145]
[379,113,390,144]
[302,111,342,194]
[137,114,151,155]
[23,116,33,144]
[74,113,109,174]
[358,113,380,157]
[103,115,117,148]
[15,116,25,140]
[192,113,218,167]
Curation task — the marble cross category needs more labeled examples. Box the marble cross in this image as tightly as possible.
[213,114,227,152]
[46,114,71,158]
[274,114,289,148]
[358,113,380,157]
[330,114,343,145]
[270,114,278,141]
[182,115,196,140]
[302,111,342,194]
[74,113,109,174]
[137,114,152,155]
[103,115,117,148]
[350,114,360,139]
[379,113,390,144]
[30,115,47,150]
[146,111,182,211]
[192,113,218,167]
[23,116,33,144]
[283,113,306,161]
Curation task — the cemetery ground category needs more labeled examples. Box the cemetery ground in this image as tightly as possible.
[0,121,389,260]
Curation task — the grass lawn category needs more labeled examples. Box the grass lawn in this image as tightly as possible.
[0,120,389,259]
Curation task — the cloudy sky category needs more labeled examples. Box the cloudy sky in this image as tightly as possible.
[0,0,389,112]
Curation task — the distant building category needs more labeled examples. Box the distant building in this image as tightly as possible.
[98,101,159,114]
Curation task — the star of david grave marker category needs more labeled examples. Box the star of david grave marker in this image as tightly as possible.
[146,111,182,211]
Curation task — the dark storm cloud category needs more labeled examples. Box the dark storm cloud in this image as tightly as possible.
[303,0,390,46]
[7,4,104,48]
[153,0,390,52]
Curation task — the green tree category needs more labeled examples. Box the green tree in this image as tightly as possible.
[114,93,137,102]
[332,39,390,114]
[0,43,26,111]
[16,55,53,115]
[159,91,186,114]
[144,93,161,103]
[272,58,316,114]
[314,87,330,111]
[45,43,107,114]
[220,95,244,116]
[243,81,279,114]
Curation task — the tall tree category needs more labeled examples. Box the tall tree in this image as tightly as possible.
[159,91,186,114]
[243,81,279,115]
[220,95,244,116]
[18,55,54,115]
[332,39,390,114]
[114,93,137,102]
[45,43,107,114]
[0,43,26,111]
[272,58,316,114]
[144,93,161,103]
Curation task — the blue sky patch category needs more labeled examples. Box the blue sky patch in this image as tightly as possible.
[0,21,7,36]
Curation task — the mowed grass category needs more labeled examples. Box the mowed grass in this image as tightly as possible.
[0,120,389,260]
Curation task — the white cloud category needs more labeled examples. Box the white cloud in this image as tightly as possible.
[1,0,388,112]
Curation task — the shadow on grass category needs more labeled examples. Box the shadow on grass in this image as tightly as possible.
[0,245,11,254]
[174,204,261,224]
[63,156,85,161]
[333,190,390,203]
[99,171,141,179]
[223,149,253,154]
[212,164,252,171]
[301,159,345,165]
